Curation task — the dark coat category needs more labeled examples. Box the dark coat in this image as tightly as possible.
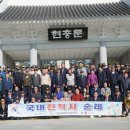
[5,96,14,105]
[110,72,118,85]
[14,72,24,87]
[113,95,123,102]
[60,68,67,84]
[121,77,130,96]
[54,73,65,86]
[90,87,101,97]
[49,72,55,86]
[12,91,21,102]
[0,104,7,119]
[31,74,41,87]
[84,97,91,101]
[105,68,111,84]
[78,75,87,88]
[3,78,13,90]
[97,70,106,87]
[102,96,112,101]
[90,97,101,101]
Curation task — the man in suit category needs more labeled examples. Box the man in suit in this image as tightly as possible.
[31,68,41,89]
[113,90,123,102]
[109,67,118,97]
[12,86,21,102]
[77,70,87,93]
[91,92,101,101]
[0,98,7,120]
[3,72,13,97]
[48,67,55,94]
[103,92,112,101]
[53,69,65,91]
[5,90,14,105]
[97,67,106,88]
[14,68,24,91]
[90,83,101,97]
[60,63,67,87]
[121,72,130,96]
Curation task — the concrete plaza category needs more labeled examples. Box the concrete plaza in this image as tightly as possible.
[0,117,130,130]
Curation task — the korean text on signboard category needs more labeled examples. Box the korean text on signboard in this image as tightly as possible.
[48,27,88,41]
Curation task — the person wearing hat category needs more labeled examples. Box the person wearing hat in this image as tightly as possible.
[29,66,34,75]
[23,70,32,100]
[14,68,24,91]
[42,87,52,102]
[113,90,123,102]
[5,90,14,105]
[124,91,130,116]
[31,86,42,102]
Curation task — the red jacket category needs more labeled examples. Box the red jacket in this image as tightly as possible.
[72,94,84,101]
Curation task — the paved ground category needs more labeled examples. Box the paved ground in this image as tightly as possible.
[0,117,130,130]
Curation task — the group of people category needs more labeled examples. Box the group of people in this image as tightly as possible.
[0,62,130,119]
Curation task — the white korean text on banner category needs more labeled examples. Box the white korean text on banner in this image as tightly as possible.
[8,101,122,117]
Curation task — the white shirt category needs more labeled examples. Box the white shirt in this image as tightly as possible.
[66,74,75,86]
[41,74,51,86]
[20,97,24,104]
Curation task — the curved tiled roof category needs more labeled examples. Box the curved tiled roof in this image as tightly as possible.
[0,2,130,21]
